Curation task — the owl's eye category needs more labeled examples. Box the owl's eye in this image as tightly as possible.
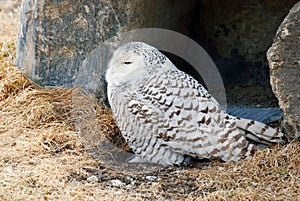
[123,61,133,65]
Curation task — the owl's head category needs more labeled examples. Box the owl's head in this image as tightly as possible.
[106,42,175,86]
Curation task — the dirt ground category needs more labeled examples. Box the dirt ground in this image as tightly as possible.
[0,1,299,200]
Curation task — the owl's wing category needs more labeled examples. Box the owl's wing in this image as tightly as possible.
[127,69,227,155]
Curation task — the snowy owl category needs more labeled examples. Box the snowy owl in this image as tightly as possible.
[106,42,283,166]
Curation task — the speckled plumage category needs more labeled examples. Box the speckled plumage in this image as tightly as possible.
[106,42,283,166]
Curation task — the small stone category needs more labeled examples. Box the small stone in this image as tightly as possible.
[217,167,224,171]
[125,176,134,182]
[145,175,157,181]
[110,179,125,187]
[126,181,135,188]
[265,187,272,191]
[202,166,211,170]
[87,175,98,183]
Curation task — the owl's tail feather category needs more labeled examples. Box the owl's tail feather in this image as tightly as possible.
[233,116,284,149]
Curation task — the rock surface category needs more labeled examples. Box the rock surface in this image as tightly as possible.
[16,0,127,87]
[16,0,196,88]
[267,1,300,139]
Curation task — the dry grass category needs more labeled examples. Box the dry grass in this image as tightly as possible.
[0,1,299,200]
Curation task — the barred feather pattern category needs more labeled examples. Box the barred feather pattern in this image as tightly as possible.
[106,42,283,166]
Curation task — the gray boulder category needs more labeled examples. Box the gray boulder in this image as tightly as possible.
[267,1,300,139]
[16,0,195,88]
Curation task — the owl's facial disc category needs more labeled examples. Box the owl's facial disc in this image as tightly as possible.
[106,51,148,86]
[106,42,176,87]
